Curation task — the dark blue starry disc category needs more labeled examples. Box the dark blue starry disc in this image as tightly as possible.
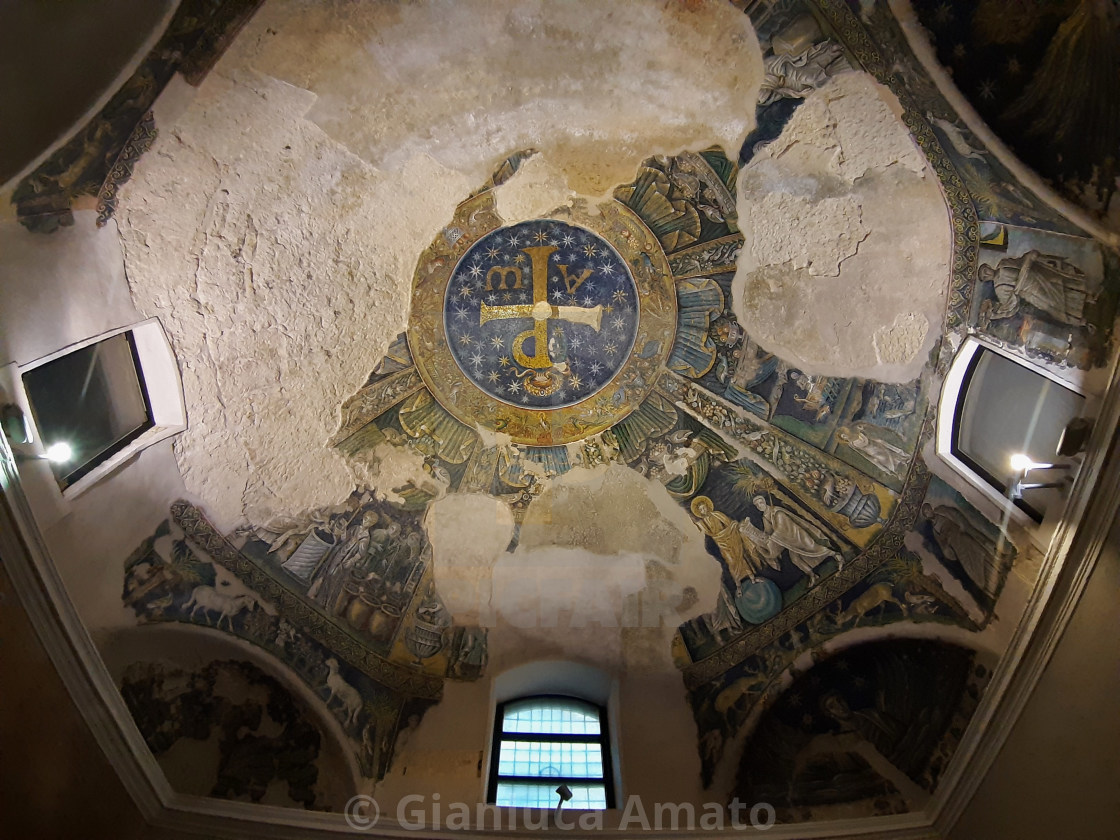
[444,220,639,409]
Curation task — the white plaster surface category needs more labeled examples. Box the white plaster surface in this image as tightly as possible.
[733,71,951,381]
[119,0,764,530]
[0,212,140,366]
[428,465,721,675]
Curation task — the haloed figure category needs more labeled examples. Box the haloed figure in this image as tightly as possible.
[690,495,763,592]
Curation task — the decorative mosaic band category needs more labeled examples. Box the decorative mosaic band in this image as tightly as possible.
[96,111,159,228]
[658,371,898,548]
[668,234,744,280]
[331,367,425,446]
[171,500,444,698]
[812,0,979,336]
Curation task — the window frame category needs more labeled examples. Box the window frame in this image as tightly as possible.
[23,329,156,490]
[937,335,1089,533]
[3,318,186,513]
[487,693,616,809]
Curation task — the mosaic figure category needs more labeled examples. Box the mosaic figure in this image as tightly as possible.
[980,249,1097,328]
[691,495,774,590]
[744,496,843,585]
[758,38,847,106]
[920,503,1012,599]
[836,424,909,477]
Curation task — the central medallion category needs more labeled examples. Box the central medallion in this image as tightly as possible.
[445,220,639,408]
[409,194,676,446]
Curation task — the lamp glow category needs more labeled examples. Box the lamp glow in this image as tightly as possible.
[1009,453,1035,472]
[45,442,73,463]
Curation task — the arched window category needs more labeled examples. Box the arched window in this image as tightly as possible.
[488,695,614,809]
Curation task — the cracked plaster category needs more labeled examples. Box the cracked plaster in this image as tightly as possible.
[118,0,763,531]
[732,71,950,382]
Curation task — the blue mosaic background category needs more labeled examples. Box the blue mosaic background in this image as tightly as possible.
[444,220,638,409]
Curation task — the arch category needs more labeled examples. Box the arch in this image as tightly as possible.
[732,637,986,818]
[99,623,362,805]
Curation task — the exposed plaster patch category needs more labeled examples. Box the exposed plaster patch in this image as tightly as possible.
[425,492,514,621]
[119,69,474,530]
[759,72,927,186]
[497,466,719,673]
[874,311,930,366]
[226,0,763,197]
[732,71,950,382]
[493,154,579,222]
[745,192,868,277]
[425,463,721,673]
[345,442,447,508]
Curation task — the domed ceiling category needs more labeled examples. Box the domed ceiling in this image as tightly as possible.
[910,0,1120,234]
[6,0,1119,831]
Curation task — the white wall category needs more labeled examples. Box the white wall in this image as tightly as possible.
[950,516,1120,839]
[0,210,190,633]
[0,211,140,367]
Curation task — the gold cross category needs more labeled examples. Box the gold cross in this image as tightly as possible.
[479,245,602,370]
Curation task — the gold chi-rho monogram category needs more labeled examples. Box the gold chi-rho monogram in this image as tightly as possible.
[479,246,602,370]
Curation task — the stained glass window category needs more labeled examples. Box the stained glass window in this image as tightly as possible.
[489,697,613,809]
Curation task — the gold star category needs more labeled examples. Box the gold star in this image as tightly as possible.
[498,355,510,367]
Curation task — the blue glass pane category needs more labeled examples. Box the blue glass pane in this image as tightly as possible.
[494,782,608,809]
[497,740,604,779]
[502,699,601,735]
